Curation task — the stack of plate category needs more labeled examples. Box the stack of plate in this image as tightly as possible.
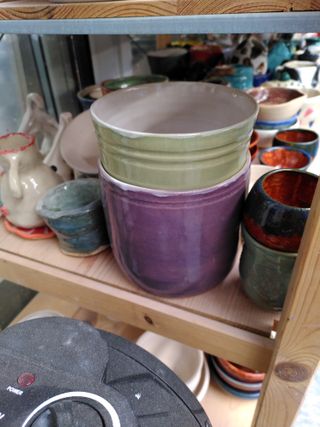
[136,331,210,402]
[209,356,265,400]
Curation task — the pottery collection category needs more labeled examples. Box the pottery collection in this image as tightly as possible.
[0,132,62,229]
[36,179,109,256]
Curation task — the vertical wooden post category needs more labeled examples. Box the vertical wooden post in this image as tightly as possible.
[253,178,320,427]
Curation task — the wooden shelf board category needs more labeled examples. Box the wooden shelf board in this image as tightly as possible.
[0,0,318,20]
[0,224,275,371]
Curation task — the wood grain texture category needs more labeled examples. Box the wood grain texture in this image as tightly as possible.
[0,0,319,20]
[253,178,320,427]
[0,226,275,372]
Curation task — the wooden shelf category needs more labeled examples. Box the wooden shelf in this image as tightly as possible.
[0,222,275,372]
[0,0,319,21]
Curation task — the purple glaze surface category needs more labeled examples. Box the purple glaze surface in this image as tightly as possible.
[99,158,250,297]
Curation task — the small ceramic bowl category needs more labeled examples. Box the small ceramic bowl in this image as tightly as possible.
[101,74,168,95]
[214,356,265,383]
[240,226,297,310]
[212,369,260,400]
[136,331,204,393]
[243,169,318,252]
[259,146,312,170]
[248,87,306,122]
[36,179,109,256]
[77,84,103,110]
[273,128,319,159]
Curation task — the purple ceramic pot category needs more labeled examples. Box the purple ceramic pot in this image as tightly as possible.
[99,157,250,297]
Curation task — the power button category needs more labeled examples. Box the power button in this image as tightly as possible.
[17,373,36,388]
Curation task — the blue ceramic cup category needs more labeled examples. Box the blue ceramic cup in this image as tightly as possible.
[36,179,109,256]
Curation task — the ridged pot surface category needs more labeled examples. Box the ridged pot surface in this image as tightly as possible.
[92,82,257,191]
[99,156,250,297]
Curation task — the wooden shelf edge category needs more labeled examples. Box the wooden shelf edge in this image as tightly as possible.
[0,249,274,372]
[0,0,318,21]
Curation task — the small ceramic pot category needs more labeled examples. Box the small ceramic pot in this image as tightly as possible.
[77,84,103,110]
[273,128,319,159]
[92,82,257,191]
[259,146,312,170]
[243,169,318,252]
[239,226,297,310]
[248,87,306,122]
[36,179,109,256]
[101,74,168,95]
[284,60,318,88]
[147,48,188,80]
[254,118,298,150]
[99,156,250,297]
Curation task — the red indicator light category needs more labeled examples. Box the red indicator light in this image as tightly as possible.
[17,372,36,387]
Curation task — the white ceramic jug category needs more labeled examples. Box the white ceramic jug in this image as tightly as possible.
[284,60,318,88]
[0,133,62,228]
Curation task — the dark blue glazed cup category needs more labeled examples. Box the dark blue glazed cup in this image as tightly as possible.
[239,226,297,311]
[273,128,319,159]
[259,146,312,170]
[243,169,318,252]
[36,179,109,256]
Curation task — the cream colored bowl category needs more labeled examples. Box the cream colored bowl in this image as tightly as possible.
[136,331,204,392]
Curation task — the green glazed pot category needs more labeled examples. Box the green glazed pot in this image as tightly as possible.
[239,226,297,311]
[91,82,258,191]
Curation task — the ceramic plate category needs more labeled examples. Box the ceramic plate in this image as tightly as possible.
[211,357,262,392]
[60,110,99,175]
[213,369,260,400]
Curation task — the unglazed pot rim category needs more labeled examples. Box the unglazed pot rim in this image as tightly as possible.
[36,178,102,220]
[0,132,35,155]
[254,168,318,211]
[99,154,250,197]
[91,82,258,139]
[242,226,298,257]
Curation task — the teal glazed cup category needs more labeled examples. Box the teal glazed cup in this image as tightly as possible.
[239,227,297,311]
[91,82,258,191]
[36,179,109,256]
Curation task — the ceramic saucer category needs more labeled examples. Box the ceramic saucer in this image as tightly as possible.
[60,110,99,176]
[4,219,55,240]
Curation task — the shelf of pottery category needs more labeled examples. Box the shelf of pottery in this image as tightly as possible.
[1,33,320,427]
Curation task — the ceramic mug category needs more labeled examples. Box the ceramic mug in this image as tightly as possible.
[240,226,297,311]
[36,178,109,256]
[243,169,318,252]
